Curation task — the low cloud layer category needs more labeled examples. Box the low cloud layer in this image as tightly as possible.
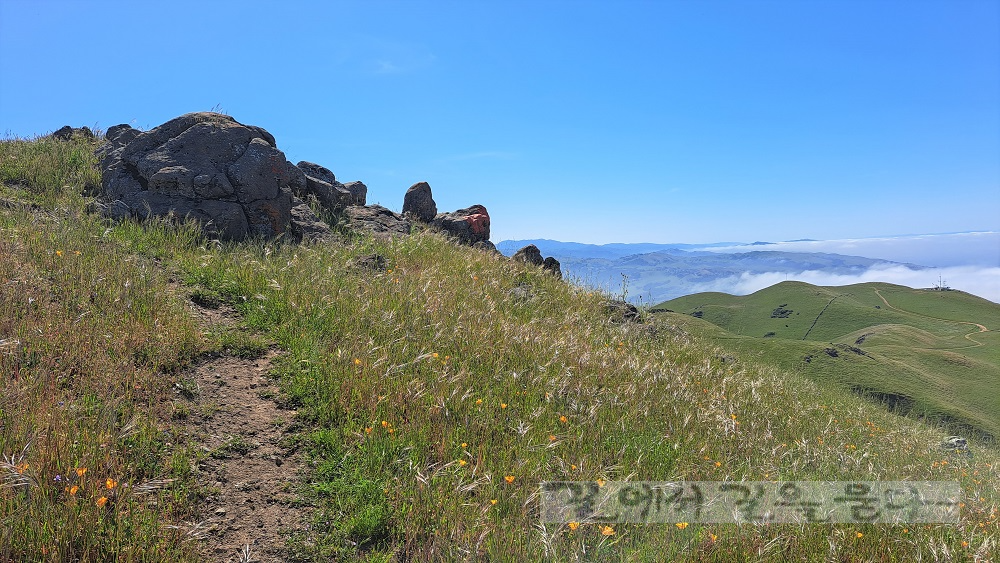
[707,232,1000,268]
[696,264,1000,303]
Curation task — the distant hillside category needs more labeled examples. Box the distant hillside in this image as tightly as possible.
[656,281,1000,439]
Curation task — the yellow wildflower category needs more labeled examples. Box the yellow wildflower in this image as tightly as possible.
[568,521,580,531]
[96,496,108,507]
[676,522,689,529]
[504,475,515,484]
[601,525,615,536]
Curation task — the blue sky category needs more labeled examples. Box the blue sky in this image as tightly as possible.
[1,0,998,244]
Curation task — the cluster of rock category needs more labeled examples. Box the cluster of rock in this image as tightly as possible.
[51,126,95,141]
[510,244,562,279]
[87,112,500,251]
[67,112,562,279]
[401,181,494,251]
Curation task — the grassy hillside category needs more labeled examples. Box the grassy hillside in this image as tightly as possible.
[2,135,999,561]
[656,281,1000,440]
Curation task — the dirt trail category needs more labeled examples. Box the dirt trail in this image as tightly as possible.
[179,301,310,562]
[873,289,989,347]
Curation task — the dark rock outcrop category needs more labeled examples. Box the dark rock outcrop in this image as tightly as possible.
[51,125,94,141]
[341,181,367,206]
[295,161,366,209]
[296,161,337,185]
[940,436,969,453]
[352,253,388,272]
[429,205,490,246]
[604,299,642,323]
[96,112,330,242]
[402,181,437,223]
[543,256,562,279]
[343,205,411,237]
[295,161,354,211]
[512,244,544,266]
[472,240,499,253]
[103,124,140,152]
[512,245,560,278]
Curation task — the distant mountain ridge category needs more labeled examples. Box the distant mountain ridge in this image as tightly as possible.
[495,239,741,260]
[497,239,923,303]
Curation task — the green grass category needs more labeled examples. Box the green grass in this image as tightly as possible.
[2,135,999,561]
[656,280,1000,440]
[0,136,206,560]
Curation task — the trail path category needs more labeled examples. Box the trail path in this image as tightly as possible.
[873,289,989,347]
[179,300,310,562]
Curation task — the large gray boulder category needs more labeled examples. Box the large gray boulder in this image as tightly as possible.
[402,181,437,223]
[97,112,330,242]
[430,204,490,245]
[343,205,411,237]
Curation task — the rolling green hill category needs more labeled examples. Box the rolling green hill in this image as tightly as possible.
[655,281,1000,440]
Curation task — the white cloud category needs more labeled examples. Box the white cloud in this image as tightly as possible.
[696,265,1000,303]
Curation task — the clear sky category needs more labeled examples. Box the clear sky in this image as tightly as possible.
[2,0,998,244]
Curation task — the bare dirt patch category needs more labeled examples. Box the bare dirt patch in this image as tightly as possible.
[178,301,311,562]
